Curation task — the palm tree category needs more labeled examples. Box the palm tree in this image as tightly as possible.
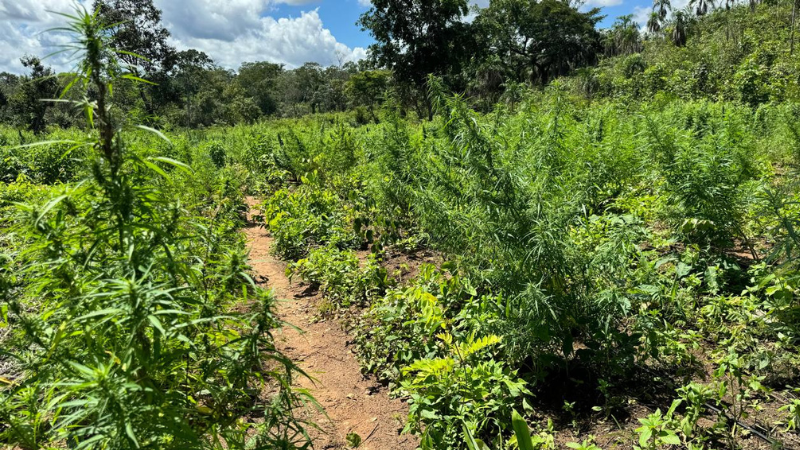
[690,0,714,16]
[648,11,662,33]
[672,11,688,46]
[653,0,671,20]
[607,15,643,55]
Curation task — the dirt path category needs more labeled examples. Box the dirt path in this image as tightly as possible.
[244,199,418,450]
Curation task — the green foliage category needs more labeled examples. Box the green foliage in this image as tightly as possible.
[9,56,59,134]
[645,101,760,247]
[401,333,530,449]
[355,265,497,381]
[260,179,361,260]
[345,70,391,114]
[634,403,683,450]
[778,399,800,431]
[288,246,391,309]
[567,439,603,450]
[8,6,800,448]
[0,8,310,450]
[0,133,87,184]
[474,0,602,86]
[577,3,800,106]
[359,0,474,115]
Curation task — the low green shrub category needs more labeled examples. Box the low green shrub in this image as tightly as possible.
[287,245,392,309]
[260,176,361,259]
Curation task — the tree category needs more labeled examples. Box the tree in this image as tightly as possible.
[690,0,715,16]
[169,50,217,127]
[318,66,351,112]
[650,0,671,33]
[654,0,672,20]
[0,73,17,116]
[10,57,58,134]
[604,15,643,56]
[672,11,689,46]
[93,0,175,73]
[346,69,391,115]
[475,0,603,85]
[94,0,175,120]
[648,11,663,33]
[358,0,474,118]
[237,61,284,116]
[288,63,325,114]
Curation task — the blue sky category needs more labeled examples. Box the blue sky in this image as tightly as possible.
[0,0,664,74]
[272,0,376,50]
[270,0,657,51]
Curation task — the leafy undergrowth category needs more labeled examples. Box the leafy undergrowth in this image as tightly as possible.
[6,11,800,450]
[0,9,312,450]
[242,90,800,450]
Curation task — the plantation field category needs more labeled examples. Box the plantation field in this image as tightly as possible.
[5,3,800,448]
[4,83,800,449]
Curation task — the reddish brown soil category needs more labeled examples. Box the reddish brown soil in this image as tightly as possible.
[244,199,418,450]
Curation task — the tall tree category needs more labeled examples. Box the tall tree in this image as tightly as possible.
[294,63,325,113]
[237,61,284,116]
[94,0,175,120]
[345,69,391,115]
[654,0,672,20]
[93,0,175,73]
[358,0,474,118]
[672,11,689,46]
[605,15,643,56]
[169,50,217,127]
[650,0,671,33]
[690,0,715,16]
[10,57,58,134]
[648,11,663,33]
[0,73,17,112]
[475,0,603,85]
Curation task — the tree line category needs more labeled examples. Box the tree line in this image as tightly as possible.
[1,0,788,132]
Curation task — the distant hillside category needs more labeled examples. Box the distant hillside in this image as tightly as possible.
[567,2,800,106]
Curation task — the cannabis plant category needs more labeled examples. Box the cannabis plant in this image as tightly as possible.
[0,7,312,450]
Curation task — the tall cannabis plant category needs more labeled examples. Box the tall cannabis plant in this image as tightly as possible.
[0,7,312,450]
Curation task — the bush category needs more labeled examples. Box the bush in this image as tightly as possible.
[260,178,361,259]
[287,245,392,309]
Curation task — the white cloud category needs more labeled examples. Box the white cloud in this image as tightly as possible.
[0,0,365,73]
[168,8,367,69]
[585,0,623,7]
[632,5,652,28]
[632,0,692,29]
[0,0,88,73]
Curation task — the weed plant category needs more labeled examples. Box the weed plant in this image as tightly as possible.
[0,8,311,450]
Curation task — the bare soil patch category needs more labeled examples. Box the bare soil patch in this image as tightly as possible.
[244,198,418,450]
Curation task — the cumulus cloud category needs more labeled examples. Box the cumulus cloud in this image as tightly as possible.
[584,0,624,7]
[0,0,88,73]
[632,5,652,28]
[168,8,367,69]
[0,0,366,73]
